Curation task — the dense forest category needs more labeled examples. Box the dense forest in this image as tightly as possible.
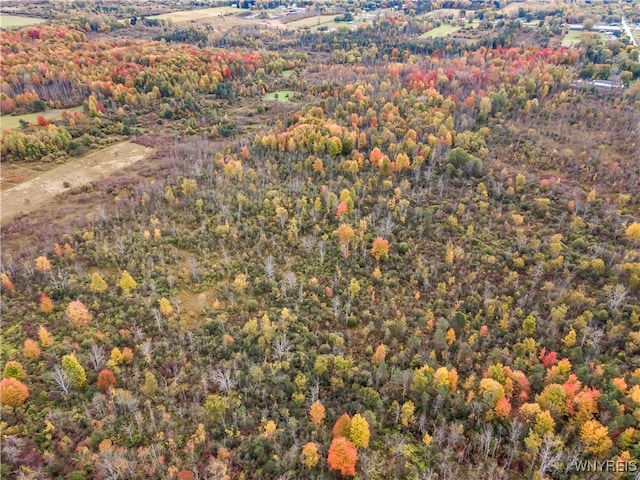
[1,3,640,480]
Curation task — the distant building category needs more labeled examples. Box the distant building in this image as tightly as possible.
[572,78,624,90]
[568,24,622,33]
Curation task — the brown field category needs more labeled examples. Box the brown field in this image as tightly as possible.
[1,141,153,225]
[148,6,241,23]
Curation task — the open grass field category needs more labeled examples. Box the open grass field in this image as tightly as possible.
[0,15,46,28]
[561,30,607,47]
[0,107,83,131]
[285,15,337,28]
[562,29,583,46]
[281,70,293,78]
[263,90,296,102]
[420,24,461,38]
[148,6,240,23]
[419,21,478,39]
[310,20,353,31]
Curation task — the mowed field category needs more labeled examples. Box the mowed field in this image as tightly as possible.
[148,6,241,23]
[0,107,83,131]
[263,90,296,102]
[285,15,338,28]
[419,20,479,39]
[0,15,46,28]
[420,23,462,38]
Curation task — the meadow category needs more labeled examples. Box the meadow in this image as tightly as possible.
[0,15,45,29]
[0,107,83,131]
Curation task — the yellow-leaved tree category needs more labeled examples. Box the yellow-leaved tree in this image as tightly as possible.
[302,442,319,468]
[348,414,370,448]
[62,354,86,388]
[580,419,613,457]
[89,272,108,293]
[119,271,137,295]
[309,400,326,427]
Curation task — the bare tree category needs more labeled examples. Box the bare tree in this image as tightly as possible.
[140,340,153,363]
[2,436,24,463]
[538,435,563,477]
[263,255,275,282]
[605,284,628,311]
[211,368,236,394]
[317,240,325,264]
[505,419,524,469]
[51,366,71,396]
[273,335,292,362]
[88,344,106,371]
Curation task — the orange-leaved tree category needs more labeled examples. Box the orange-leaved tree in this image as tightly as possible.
[40,294,54,314]
[66,300,92,328]
[0,378,29,408]
[332,413,352,438]
[327,436,358,477]
[23,339,41,360]
[370,237,389,261]
[97,369,116,392]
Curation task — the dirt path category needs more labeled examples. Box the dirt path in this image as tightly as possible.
[1,141,153,225]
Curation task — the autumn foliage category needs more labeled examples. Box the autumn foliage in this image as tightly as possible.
[327,437,358,477]
[39,294,54,314]
[0,378,29,408]
[348,414,370,448]
[302,442,320,468]
[309,400,326,427]
[332,413,352,438]
[66,300,92,328]
[97,369,117,392]
[23,339,41,360]
[370,237,390,261]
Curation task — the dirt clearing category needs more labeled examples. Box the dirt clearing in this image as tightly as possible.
[1,141,153,225]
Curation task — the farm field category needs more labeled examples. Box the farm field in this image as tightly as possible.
[420,23,462,38]
[0,107,83,131]
[285,14,338,28]
[148,6,241,23]
[0,14,46,28]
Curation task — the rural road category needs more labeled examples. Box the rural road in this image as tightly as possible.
[1,141,153,225]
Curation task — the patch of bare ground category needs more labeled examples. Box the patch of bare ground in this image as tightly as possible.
[1,141,153,226]
[176,286,222,331]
